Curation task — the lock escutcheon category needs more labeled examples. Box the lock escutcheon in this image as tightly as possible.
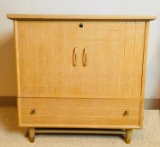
[79,23,83,28]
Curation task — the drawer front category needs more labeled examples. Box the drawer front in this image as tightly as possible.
[18,98,141,128]
[16,20,145,98]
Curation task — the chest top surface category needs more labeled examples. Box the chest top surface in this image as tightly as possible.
[7,14,156,21]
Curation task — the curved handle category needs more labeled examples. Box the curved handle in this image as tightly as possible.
[83,48,87,67]
[73,47,77,66]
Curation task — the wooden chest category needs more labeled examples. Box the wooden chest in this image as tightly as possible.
[7,14,155,143]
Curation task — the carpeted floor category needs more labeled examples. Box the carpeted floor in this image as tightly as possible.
[0,107,159,147]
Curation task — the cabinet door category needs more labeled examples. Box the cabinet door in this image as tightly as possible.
[16,21,145,98]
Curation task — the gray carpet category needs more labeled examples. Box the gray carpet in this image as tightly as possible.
[0,107,159,147]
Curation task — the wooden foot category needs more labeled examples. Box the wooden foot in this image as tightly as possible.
[29,137,34,143]
[29,128,35,143]
[125,129,132,144]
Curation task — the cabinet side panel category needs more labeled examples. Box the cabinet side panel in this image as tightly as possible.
[141,21,150,98]
[14,21,20,97]
[140,21,150,128]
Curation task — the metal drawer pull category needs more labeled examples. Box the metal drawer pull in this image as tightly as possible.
[73,47,77,66]
[123,111,129,116]
[83,48,87,66]
[30,109,36,115]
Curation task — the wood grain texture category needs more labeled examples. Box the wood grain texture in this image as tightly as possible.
[16,20,145,98]
[18,98,141,128]
[7,14,156,20]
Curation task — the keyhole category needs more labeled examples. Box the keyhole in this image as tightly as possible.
[79,23,83,28]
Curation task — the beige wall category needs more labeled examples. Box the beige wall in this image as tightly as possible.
[0,0,32,96]
[0,0,160,98]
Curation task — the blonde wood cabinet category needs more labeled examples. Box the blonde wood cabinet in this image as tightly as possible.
[8,14,155,144]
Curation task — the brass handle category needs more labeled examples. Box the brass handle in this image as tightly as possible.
[123,111,129,116]
[73,47,77,66]
[83,48,87,66]
[30,109,36,115]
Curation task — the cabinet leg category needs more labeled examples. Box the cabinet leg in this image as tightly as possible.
[125,129,132,144]
[29,128,35,143]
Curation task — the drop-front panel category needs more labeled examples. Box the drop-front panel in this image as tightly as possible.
[16,21,145,98]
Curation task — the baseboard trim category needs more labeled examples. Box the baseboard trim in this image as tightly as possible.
[0,96,16,106]
[144,99,160,109]
[0,97,159,109]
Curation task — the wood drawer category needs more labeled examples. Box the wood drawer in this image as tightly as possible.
[18,98,141,128]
